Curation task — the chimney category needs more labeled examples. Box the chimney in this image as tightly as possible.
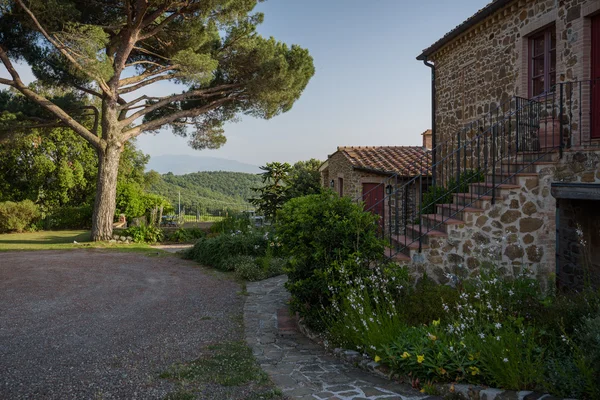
[422,129,433,149]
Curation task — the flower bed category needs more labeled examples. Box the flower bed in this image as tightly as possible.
[277,194,600,398]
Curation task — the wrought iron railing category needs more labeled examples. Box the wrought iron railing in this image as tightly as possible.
[358,80,598,261]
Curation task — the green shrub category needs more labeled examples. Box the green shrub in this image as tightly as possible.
[185,230,267,270]
[44,204,93,229]
[209,215,252,235]
[420,169,485,215]
[399,275,460,326]
[420,185,453,215]
[233,256,266,281]
[165,227,206,243]
[0,200,40,233]
[276,192,385,330]
[123,224,164,243]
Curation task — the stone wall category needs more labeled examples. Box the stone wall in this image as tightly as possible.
[429,0,600,149]
[321,152,389,199]
[402,149,600,286]
[320,152,427,232]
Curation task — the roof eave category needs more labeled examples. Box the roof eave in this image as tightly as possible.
[417,0,513,60]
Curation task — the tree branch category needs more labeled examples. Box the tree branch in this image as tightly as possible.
[0,77,14,86]
[14,0,113,96]
[122,97,231,141]
[118,74,182,95]
[138,6,185,40]
[118,64,178,88]
[120,84,241,126]
[81,105,100,136]
[73,84,103,99]
[0,46,102,148]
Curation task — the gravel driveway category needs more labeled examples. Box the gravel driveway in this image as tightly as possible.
[0,250,244,399]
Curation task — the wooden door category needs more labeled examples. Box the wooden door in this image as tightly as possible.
[362,183,384,230]
[592,14,600,139]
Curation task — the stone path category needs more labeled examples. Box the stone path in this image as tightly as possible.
[244,276,439,400]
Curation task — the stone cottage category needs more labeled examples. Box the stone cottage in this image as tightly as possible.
[320,136,432,243]
[382,0,600,289]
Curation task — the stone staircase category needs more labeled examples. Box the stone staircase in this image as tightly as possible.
[386,152,558,281]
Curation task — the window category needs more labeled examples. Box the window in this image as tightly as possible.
[338,178,344,196]
[530,26,556,97]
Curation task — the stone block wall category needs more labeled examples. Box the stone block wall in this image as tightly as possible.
[320,152,428,234]
[429,0,600,149]
[321,152,389,200]
[401,149,600,287]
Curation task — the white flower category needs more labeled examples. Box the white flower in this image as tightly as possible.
[449,346,454,352]
[503,358,509,363]
[496,336,501,341]
[479,333,485,339]
[495,323,502,329]
[508,289,514,296]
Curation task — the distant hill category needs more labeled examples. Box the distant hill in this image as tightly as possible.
[149,171,263,212]
[146,154,261,174]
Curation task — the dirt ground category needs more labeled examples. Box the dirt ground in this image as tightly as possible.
[0,250,244,400]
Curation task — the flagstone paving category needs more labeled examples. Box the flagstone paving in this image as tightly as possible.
[243,275,441,400]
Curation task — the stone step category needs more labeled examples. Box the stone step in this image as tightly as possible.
[469,182,520,197]
[405,224,447,244]
[453,193,500,208]
[500,161,555,174]
[514,151,558,163]
[486,172,539,186]
[384,247,410,262]
[436,203,484,221]
[421,213,464,233]
[390,234,429,252]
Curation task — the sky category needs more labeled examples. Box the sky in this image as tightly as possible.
[1,0,490,167]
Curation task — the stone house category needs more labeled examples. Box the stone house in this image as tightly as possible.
[320,135,432,238]
[380,0,600,288]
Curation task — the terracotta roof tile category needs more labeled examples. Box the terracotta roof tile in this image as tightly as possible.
[337,146,432,177]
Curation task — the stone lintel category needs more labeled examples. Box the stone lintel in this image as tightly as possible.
[551,183,600,200]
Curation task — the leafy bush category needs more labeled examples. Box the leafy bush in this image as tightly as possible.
[232,255,285,281]
[209,215,252,235]
[44,204,93,229]
[420,169,485,215]
[115,181,171,220]
[123,224,164,243]
[276,192,385,330]
[0,200,40,233]
[185,230,276,271]
[165,227,206,243]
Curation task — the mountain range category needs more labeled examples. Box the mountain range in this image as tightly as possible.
[146,154,261,175]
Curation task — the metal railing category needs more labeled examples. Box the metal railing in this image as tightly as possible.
[358,80,598,261]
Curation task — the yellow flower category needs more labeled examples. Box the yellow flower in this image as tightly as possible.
[469,366,480,376]
[417,354,425,363]
[432,318,440,326]
[468,354,475,361]
[401,351,411,359]
[428,333,437,341]
[374,355,381,363]
[420,389,425,393]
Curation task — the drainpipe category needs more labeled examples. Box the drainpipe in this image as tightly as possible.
[422,57,437,187]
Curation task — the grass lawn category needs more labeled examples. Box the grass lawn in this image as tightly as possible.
[0,230,154,252]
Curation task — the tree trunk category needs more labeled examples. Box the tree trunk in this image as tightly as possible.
[91,143,122,241]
